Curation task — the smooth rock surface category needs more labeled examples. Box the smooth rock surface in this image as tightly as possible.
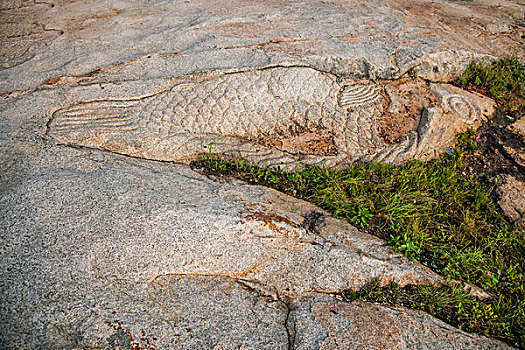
[1,0,523,93]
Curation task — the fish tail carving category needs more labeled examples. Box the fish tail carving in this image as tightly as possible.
[48,99,142,137]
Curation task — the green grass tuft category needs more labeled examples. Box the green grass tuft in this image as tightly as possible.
[344,278,523,342]
[454,57,525,114]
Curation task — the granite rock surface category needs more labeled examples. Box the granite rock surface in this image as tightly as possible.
[1,0,523,93]
[1,0,522,348]
[497,175,525,230]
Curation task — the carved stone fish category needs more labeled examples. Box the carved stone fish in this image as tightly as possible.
[47,66,385,167]
[46,66,492,168]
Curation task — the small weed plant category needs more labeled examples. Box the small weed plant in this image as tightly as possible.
[193,58,525,348]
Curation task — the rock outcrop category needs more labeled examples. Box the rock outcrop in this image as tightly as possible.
[1,0,522,348]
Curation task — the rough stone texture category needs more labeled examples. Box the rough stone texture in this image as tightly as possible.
[497,175,525,230]
[291,294,514,350]
[509,117,525,141]
[4,273,290,349]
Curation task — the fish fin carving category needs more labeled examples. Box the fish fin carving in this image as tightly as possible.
[338,84,382,109]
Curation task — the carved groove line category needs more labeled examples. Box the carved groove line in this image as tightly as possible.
[338,84,382,108]
[444,95,478,125]
[49,100,141,132]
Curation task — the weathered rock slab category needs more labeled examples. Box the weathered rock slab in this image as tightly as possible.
[1,0,524,93]
[0,147,440,295]
[0,150,439,347]
[291,294,515,349]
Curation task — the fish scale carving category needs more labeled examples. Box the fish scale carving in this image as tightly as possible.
[47,66,390,167]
